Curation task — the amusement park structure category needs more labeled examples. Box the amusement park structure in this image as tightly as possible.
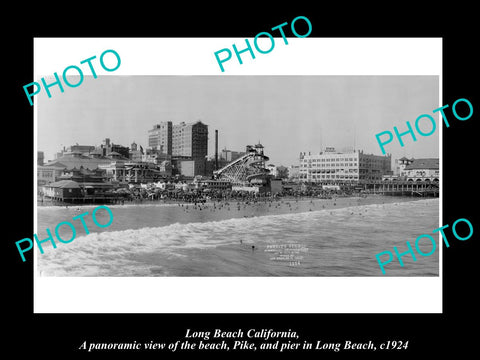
[213,143,271,187]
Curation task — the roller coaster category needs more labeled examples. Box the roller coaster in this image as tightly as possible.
[213,143,270,186]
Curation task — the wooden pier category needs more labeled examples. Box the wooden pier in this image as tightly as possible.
[39,194,126,205]
[360,180,439,197]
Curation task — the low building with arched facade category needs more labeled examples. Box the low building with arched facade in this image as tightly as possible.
[403,158,439,182]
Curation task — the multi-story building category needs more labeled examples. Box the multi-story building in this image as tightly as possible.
[394,156,414,175]
[37,165,65,186]
[148,122,172,154]
[105,139,130,159]
[299,148,391,183]
[68,144,96,154]
[99,161,169,183]
[174,159,206,178]
[172,121,208,159]
[129,142,144,162]
[145,120,209,177]
[403,158,439,181]
[220,149,245,162]
[142,147,171,165]
[37,151,44,166]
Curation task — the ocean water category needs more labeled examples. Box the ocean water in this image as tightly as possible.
[36,196,439,277]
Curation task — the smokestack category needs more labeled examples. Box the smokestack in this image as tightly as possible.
[215,130,218,170]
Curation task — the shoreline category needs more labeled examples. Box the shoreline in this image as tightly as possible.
[36,193,431,210]
[36,195,438,235]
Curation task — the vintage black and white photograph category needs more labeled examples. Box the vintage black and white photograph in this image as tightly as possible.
[9,9,477,358]
[36,74,440,277]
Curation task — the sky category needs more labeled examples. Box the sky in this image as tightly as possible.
[37,75,439,167]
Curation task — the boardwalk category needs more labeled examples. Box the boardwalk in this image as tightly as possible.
[364,180,439,197]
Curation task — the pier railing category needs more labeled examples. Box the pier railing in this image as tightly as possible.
[363,180,439,197]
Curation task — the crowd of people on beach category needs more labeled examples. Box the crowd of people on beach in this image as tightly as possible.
[176,194,329,214]
[114,187,361,205]
[114,187,368,219]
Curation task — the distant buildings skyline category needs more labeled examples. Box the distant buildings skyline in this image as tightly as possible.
[37,76,439,169]
[41,128,428,172]
[38,136,438,186]
[41,125,419,169]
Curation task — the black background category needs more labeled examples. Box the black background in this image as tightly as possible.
[6,5,477,358]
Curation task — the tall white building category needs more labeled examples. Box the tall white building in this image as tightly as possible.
[299,148,391,183]
[148,122,172,155]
